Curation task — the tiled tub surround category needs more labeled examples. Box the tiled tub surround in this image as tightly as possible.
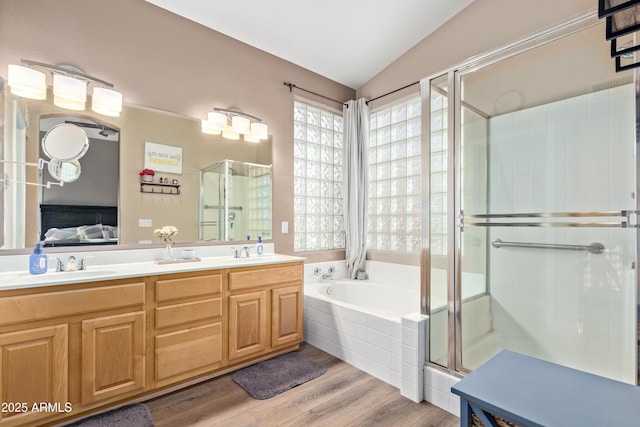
[304,261,428,403]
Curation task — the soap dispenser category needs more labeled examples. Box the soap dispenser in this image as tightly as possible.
[256,236,264,256]
[30,241,48,275]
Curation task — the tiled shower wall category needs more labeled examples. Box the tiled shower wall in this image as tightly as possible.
[486,84,637,383]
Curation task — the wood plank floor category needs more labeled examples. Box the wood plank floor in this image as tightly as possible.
[146,343,460,427]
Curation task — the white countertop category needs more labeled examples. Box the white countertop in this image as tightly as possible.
[0,245,304,291]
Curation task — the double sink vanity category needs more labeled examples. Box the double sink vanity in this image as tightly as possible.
[0,244,304,426]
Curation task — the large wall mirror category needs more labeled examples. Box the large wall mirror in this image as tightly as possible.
[0,78,272,251]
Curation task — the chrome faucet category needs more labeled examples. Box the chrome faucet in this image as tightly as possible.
[52,255,90,272]
[232,246,252,258]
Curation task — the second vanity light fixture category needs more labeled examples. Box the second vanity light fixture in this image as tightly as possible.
[201,107,268,142]
[7,59,123,117]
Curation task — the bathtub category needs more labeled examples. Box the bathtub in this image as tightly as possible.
[304,263,428,402]
[307,279,420,319]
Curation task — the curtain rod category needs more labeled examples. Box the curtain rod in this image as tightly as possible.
[366,81,419,105]
[283,82,349,107]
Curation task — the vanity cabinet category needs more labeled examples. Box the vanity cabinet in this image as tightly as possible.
[0,280,146,426]
[0,260,303,426]
[228,263,303,363]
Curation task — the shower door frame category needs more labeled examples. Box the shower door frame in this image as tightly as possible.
[423,12,640,381]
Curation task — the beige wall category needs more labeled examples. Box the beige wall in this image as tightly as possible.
[357,0,596,102]
[0,0,600,260]
[0,0,355,257]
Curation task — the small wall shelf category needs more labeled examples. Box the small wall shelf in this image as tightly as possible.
[140,182,181,195]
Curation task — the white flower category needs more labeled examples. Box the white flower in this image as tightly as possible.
[154,225,178,243]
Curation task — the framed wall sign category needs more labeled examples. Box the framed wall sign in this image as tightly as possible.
[144,141,183,174]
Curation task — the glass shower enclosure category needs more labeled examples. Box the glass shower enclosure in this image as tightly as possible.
[427,16,639,384]
[200,159,272,242]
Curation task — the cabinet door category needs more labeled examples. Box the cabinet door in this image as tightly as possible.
[272,285,303,347]
[82,311,145,405]
[229,291,267,361]
[0,325,68,425]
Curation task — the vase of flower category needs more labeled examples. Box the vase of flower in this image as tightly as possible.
[154,226,178,260]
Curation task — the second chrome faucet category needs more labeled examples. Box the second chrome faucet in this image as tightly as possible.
[232,246,252,258]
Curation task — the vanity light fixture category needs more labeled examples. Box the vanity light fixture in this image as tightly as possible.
[53,74,87,111]
[92,87,123,117]
[6,59,123,117]
[7,64,47,100]
[201,107,268,141]
[222,125,240,140]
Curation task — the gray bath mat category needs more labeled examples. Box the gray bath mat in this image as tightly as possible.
[66,403,155,427]
[232,352,326,399]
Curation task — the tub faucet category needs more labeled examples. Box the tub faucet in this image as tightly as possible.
[322,265,336,280]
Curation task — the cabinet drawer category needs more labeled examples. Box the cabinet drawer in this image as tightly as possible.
[156,274,222,302]
[156,298,222,329]
[0,283,145,326]
[155,323,222,381]
[229,264,302,291]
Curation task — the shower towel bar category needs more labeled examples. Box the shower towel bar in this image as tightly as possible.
[203,204,244,211]
[465,221,628,228]
[464,210,634,218]
[491,238,605,254]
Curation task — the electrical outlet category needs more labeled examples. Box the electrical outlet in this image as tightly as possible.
[138,219,152,228]
[281,221,289,234]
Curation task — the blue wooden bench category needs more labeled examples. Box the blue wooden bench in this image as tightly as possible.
[451,350,640,427]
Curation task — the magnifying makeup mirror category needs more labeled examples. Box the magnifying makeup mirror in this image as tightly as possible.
[47,159,81,183]
[42,123,89,161]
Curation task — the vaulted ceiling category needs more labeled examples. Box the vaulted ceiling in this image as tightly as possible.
[144,0,474,89]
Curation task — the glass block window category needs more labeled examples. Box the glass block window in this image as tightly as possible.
[293,101,345,252]
[247,165,272,241]
[430,89,448,256]
[368,96,422,252]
